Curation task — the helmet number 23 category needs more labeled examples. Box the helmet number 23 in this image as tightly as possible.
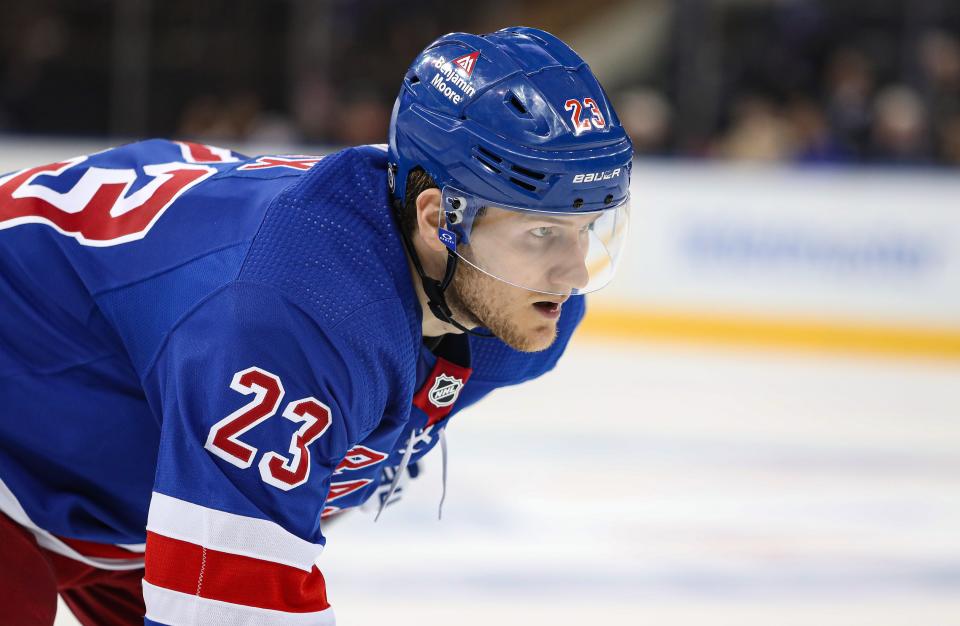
[204,366,332,491]
[565,98,606,133]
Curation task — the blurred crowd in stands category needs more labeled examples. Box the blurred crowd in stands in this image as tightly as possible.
[623,28,960,165]
[1,0,958,166]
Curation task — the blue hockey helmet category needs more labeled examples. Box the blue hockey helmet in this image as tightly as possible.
[388,27,632,298]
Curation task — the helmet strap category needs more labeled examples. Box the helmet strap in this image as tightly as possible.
[395,205,494,339]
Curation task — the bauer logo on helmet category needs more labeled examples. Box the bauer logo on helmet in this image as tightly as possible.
[572,168,622,184]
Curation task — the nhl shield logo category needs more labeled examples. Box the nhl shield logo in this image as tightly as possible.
[427,374,464,408]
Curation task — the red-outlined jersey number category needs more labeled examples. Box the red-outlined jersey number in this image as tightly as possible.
[204,367,332,491]
[565,98,606,133]
[259,398,332,491]
[204,367,284,468]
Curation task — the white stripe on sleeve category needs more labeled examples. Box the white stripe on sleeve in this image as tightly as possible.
[146,492,324,572]
[143,580,336,626]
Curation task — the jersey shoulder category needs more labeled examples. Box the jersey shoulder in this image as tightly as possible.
[239,144,421,434]
[240,144,413,328]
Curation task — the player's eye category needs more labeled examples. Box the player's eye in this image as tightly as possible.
[530,226,556,238]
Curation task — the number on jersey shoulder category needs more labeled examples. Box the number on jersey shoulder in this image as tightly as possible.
[204,366,333,491]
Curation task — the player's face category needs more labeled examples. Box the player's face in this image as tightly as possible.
[447,240,584,353]
[458,208,595,295]
[447,263,560,352]
[439,187,629,297]
[412,187,588,351]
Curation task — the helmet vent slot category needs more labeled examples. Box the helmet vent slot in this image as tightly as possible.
[506,92,533,118]
[476,146,503,163]
[507,91,529,115]
[476,156,501,174]
[510,164,545,180]
[509,177,537,192]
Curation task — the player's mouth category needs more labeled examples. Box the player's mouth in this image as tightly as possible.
[532,298,566,319]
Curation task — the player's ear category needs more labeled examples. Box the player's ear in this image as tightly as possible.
[414,188,446,253]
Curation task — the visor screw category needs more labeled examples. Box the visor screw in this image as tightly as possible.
[573,198,584,209]
[604,194,614,204]
[449,198,462,210]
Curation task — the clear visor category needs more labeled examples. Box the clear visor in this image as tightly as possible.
[438,187,630,296]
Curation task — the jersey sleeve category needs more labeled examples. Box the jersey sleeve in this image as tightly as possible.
[140,281,366,626]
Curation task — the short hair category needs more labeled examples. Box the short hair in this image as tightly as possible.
[399,168,437,237]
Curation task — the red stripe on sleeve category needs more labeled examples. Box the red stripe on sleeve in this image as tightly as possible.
[56,536,144,560]
[144,531,330,613]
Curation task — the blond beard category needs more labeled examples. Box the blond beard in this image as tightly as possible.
[445,261,558,353]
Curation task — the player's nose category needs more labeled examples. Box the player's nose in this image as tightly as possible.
[548,247,590,292]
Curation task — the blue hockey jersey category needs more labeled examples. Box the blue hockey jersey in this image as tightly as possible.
[0,140,584,624]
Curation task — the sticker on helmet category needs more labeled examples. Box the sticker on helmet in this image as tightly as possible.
[565,98,607,134]
[573,168,622,184]
[452,51,480,77]
[438,227,458,250]
[430,55,478,104]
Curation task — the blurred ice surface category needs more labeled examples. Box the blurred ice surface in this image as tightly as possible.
[315,338,960,625]
[53,336,960,625]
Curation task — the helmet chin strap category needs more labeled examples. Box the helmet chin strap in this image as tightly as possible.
[396,210,494,339]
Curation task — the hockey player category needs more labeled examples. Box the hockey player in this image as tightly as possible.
[0,27,632,625]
